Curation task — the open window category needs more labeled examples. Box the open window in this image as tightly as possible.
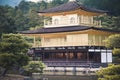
[54,19,59,25]
[70,17,75,24]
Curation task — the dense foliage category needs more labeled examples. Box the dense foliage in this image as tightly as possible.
[23,61,45,75]
[83,0,120,31]
[104,34,120,63]
[0,0,69,34]
[97,65,120,80]
[84,0,120,16]
[0,34,30,77]
[100,16,120,30]
[104,34,120,49]
[0,34,30,54]
[97,34,120,80]
[0,6,16,33]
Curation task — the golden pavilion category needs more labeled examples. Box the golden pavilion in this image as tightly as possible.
[21,0,119,75]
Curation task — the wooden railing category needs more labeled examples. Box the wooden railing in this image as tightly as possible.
[43,61,108,68]
[44,19,101,28]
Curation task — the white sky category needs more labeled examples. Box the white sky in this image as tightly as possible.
[26,0,52,3]
[26,0,40,3]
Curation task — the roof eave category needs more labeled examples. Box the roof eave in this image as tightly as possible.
[20,26,120,34]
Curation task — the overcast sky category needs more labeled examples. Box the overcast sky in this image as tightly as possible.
[0,0,52,7]
[26,0,40,3]
[26,0,52,3]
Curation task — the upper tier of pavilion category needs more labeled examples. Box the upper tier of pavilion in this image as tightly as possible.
[37,1,107,28]
[38,1,107,16]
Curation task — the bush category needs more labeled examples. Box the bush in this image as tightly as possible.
[23,61,45,74]
[97,65,120,80]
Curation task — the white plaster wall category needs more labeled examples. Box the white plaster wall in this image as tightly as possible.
[45,14,79,28]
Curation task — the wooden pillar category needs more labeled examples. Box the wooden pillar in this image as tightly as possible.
[91,16,93,25]
[74,52,77,59]
[44,19,46,26]
[99,20,101,27]
[63,53,66,60]
[87,51,89,63]
[33,36,36,47]
[65,53,68,62]
[42,53,44,61]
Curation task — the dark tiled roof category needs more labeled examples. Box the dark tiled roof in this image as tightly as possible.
[21,26,119,34]
[37,1,107,13]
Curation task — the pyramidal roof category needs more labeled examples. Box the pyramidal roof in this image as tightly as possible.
[38,1,107,13]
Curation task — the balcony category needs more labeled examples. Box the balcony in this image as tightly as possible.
[43,61,108,68]
[44,19,101,28]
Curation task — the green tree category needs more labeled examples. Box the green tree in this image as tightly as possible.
[0,6,16,34]
[98,15,120,31]
[51,0,68,7]
[0,34,30,77]
[0,54,16,76]
[104,34,120,63]
[0,34,30,54]
[97,65,120,80]
[16,1,45,31]
[0,53,29,77]
[104,34,120,49]
[39,1,47,10]
[13,7,29,31]
[18,0,30,14]
[26,8,44,28]
[84,0,120,16]
[23,61,45,75]
[83,0,120,31]
[0,0,69,32]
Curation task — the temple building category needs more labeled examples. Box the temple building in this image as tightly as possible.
[21,1,119,75]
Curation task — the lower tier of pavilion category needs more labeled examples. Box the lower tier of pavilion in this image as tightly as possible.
[28,46,112,68]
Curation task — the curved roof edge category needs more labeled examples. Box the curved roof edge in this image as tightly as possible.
[20,26,120,34]
[37,1,107,14]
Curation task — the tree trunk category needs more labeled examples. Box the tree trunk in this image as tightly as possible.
[0,68,8,77]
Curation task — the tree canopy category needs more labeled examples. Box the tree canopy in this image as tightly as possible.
[23,61,45,75]
[97,65,120,80]
[104,34,120,63]
[97,34,120,80]
[0,34,30,54]
[100,16,120,31]
[104,34,120,49]
[0,0,69,33]
[0,6,16,34]
[0,34,30,77]
[82,0,120,31]
[83,0,120,16]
